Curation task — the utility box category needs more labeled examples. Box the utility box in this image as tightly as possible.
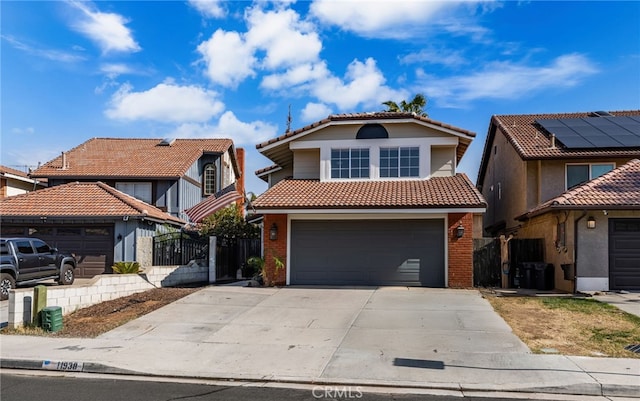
[40,306,63,332]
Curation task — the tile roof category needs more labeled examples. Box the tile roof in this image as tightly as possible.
[0,165,30,178]
[252,175,486,210]
[0,181,185,225]
[477,110,640,187]
[520,159,640,219]
[256,112,476,150]
[31,138,234,178]
[492,110,640,159]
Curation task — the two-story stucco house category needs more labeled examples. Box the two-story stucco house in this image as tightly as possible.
[252,112,486,287]
[0,138,245,277]
[477,110,640,292]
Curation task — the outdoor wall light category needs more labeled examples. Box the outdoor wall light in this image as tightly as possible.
[269,223,278,241]
[117,234,123,241]
[456,224,465,238]
[587,216,596,229]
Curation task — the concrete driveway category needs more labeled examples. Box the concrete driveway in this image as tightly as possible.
[96,286,529,382]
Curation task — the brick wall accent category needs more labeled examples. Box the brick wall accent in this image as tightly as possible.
[262,214,287,286]
[448,212,473,288]
[235,147,245,211]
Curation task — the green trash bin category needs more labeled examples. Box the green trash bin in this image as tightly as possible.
[40,306,63,332]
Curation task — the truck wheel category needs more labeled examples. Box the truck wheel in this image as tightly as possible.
[58,264,75,286]
[1,273,15,301]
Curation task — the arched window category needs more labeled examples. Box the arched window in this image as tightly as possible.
[203,164,217,195]
[356,123,389,139]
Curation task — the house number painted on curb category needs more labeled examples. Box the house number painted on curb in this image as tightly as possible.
[42,360,84,372]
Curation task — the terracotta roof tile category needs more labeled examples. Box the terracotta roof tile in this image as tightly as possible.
[521,159,640,218]
[253,175,486,210]
[492,110,640,160]
[256,112,475,150]
[0,165,30,178]
[31,138,233,178]
[0,181,185,225]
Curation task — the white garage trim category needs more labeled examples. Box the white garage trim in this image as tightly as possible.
[286,213,449,286]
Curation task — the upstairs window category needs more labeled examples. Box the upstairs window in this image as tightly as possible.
[380,147,419,178]
[331,148,370,179]
[566,163,614,189]
[203,163,217,195]
[116,182,152,204]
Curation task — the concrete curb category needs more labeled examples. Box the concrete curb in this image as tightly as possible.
[3,358,639,398]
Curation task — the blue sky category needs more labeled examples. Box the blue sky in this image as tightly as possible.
[2,1,639,195]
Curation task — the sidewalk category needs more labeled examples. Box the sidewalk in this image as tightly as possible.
[1,286,639,398]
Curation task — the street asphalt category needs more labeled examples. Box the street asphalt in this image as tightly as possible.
[1,285,639,398]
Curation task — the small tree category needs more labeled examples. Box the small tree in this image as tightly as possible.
[198,204,260,239]
[382,93,428,117]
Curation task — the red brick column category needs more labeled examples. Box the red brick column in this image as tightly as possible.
[234,147,245,212]
[448,212,473,288]
[262,214,287,286]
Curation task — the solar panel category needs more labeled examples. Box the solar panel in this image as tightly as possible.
[536,116,640,149]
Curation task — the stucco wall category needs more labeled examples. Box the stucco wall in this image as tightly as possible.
[293,149,320,179]
[430,146,455,177]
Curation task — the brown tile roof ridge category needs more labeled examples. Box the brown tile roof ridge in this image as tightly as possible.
[520,159,640,219]
[256,112,475,150]
[0,165,31,178]
[0,181,185,224]
[31,137,234,178]
[252,174,487,209]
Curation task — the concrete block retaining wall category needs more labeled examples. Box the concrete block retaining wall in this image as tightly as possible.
[8,264,208,329]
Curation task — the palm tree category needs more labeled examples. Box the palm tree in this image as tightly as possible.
[382,93,428,117]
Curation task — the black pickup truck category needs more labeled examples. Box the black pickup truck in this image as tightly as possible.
[0,238,77,300]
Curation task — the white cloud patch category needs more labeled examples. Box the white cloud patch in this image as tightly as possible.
[105,82,225,123]
[311,58,403,110]
[165,111,277,146]
[188,0,226,18]
[310,0,458,38]
[11,127,35,135]
[100,63,136,78]
[2,35,85,63]
[301,102,332,122]
[68,1,141,54]
[245,7,322,69]
[261,62,329,90]
[197,29,256,88]
[423,53,599,104]
[401,48,467,68]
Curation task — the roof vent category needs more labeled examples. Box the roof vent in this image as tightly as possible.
[158,138,176,146]
[591,111,613,117]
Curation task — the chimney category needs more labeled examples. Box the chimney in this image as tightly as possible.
[235,148,245,213]
[61,151,67,169]
[550,134,556,149]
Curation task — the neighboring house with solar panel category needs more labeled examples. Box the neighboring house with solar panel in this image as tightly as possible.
[0,138,245,278]
[252,112,486,288]
[476,110,640,293]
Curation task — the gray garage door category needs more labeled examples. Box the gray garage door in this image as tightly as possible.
[609,219,640,290]
[290,219,445,287]
[1,225,114,278]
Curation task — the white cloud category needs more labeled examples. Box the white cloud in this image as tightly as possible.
[197,29,256,88]
[311,58,404,110]
[67,1,141,54]
[261,62,329,90]
[301,102,333,122]
[11,127,35,135]
[245,7,322,69]
[400,48,467,68]
[105,82,225,122]
[309,0,457,38]
[100,63,136,78]
[423,54,599,105]
[188,0,226,18]
[166,111,277,146]
[2,35,85,63]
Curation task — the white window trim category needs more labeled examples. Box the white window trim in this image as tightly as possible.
[291,137,457,182]
[330,147,371,179]
[565,162,615,190]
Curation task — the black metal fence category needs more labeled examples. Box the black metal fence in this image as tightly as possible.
[152,232,261,281]
[153,232,209,266]
[215,237,261,281]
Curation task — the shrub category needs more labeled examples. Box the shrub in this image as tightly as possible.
[112,261,141,274]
